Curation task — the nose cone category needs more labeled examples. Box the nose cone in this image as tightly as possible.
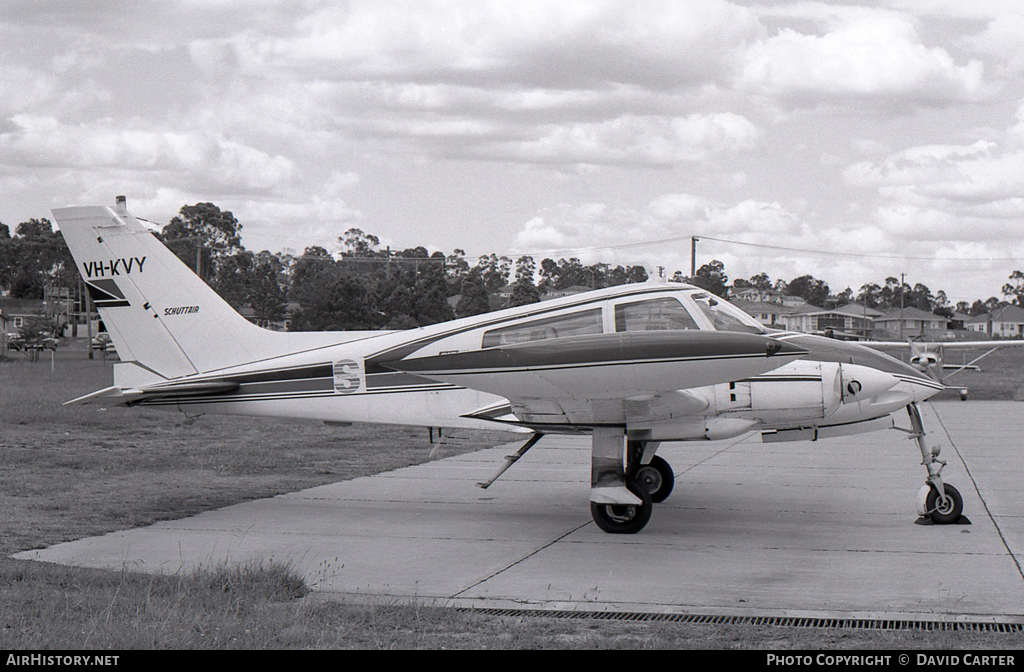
[840,363,899,400]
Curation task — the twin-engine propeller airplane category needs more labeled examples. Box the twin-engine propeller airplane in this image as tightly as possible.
[54,198,962,533]
[862,338,1024,399]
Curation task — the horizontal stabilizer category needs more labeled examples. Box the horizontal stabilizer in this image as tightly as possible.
[63,386,128,406]
[64,379,240,406]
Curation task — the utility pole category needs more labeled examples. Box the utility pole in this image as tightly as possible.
[195,230,202,281]
[690,236,698,278]
[899,272,905,341]
[85,282,94,360]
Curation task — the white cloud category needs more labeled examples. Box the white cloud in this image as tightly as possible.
[0,66,59,116]
[323,171,360,195]
[0,115,298,192]
[233,0,762,90]
[511,194,802,262]
[486,113,761,167]
[738,12,985,105]
[3,1,1024,305]
[844,135,1024,214]
[843,141,997,190]
[233,196,365,254]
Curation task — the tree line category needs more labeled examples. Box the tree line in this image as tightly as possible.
[686,259,1024,318]
[153,203,652,330]
[2,203,1023,334]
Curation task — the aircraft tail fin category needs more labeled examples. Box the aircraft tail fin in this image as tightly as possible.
[53,198,327,382]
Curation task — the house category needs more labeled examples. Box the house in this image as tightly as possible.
[0,310,9,351]
[948,312,970,331]
[965,313,988,333]
[778,303,881,340]
[730,287,782,304]
[965,305,1024,338]
[0,298,45,334]
[239,301,302,331]
[541,285,592,301]
[733,300,785,328]
[781,295,810,308]
[872,307,948,339]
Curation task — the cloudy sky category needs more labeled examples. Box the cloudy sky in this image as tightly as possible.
[3,0,1024,304]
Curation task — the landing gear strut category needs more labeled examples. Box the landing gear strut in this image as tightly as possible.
[906,403,964,525]
[588,434,678,533]
[589,429,655,533]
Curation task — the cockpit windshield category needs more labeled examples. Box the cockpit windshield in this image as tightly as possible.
[689,292,766,334]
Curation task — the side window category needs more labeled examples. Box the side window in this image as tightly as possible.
[614,298,698,332]
[482,309,603,348]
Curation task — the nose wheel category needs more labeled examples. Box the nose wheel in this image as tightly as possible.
[923,482,963,525]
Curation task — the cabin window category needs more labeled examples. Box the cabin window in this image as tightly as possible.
[614,297,698,332]
[481,308,603,348]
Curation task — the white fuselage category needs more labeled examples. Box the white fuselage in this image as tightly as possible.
[119,284,942,442]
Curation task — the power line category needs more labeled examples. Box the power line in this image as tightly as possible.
[120,215,1024,265]
[694,235,1022,263]
[516,233,1021,264]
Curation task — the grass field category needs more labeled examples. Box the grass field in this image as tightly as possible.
[2,338,1023,649]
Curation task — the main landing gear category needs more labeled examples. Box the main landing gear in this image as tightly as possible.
[905,403,964,525]
[589,432,675,534]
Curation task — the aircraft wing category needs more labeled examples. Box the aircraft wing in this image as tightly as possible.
[863,339,1024,349]
[461,387,712,427]
[383,330,807,427]
[861,338,1024,383]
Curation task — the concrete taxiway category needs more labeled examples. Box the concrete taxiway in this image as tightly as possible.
[14,401,1024,621]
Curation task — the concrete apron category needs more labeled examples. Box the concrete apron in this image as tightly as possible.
[14,401,1024,623]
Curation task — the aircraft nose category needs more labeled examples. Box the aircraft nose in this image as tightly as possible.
[840,363,899,400]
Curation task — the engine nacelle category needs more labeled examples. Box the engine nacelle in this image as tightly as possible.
[636,361,901,442]
[713,360,900,423]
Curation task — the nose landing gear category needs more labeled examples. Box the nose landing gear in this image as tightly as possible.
[905,403,965,525]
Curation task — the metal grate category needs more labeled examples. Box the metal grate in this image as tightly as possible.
[455,607,1024,633]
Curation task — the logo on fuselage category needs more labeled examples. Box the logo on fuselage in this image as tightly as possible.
[333,359,364,394]
[83,257,146,278]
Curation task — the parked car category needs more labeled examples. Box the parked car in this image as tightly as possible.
[8,334,57,351]
[91,333,118,356]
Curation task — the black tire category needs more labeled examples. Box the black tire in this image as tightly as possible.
[926,483,963,525]
[590,477,653,534]
[634,455,675,503]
